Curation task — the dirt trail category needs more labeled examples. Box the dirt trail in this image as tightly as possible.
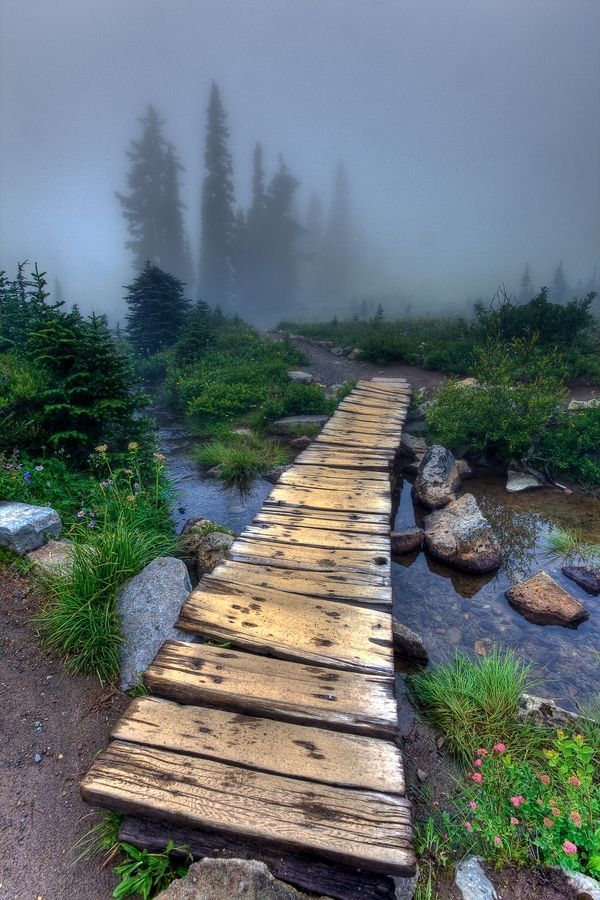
[0,567,126,900]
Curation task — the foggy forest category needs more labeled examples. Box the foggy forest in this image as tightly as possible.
[1,3,599,900]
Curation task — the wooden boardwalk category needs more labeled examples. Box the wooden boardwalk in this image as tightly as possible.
[81,377,416,889]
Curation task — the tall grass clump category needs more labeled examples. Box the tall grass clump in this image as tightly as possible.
[39,447,175,683]
[546,527,600,563]
[194,429,288,484]
[408,649,542,763]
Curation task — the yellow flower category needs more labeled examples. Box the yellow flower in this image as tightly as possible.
[126,494,135,502]
[127,441,139,451]
[95,444,108,454]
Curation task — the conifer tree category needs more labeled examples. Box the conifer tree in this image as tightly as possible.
[200,82,236,309]
[259,156,302,322]
[551,261,568,304]
[124,262,190,356]
[117,106,191,283]
[518,263,532,303]
[315,162,358,307]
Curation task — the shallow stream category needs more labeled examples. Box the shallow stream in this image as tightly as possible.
[155,404,599,712]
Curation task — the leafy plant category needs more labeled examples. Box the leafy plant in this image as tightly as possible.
[408,649,542,764]
[112,840,192,899]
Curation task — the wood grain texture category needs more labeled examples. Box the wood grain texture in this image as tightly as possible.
[144,641,398,738]
[112,696,404,793]
[119,816,397,900]
[228,537,390,578]
[265,484,392,513]
[176,582,394,673]
[81,741,415,875]
[242,522,390,552]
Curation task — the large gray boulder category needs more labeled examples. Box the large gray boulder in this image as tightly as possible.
[118,556,192,691]
[560,869,600,900]
[423,493,503,573]
[0,501,61,555]
[271,415,328,436]
[412,446,461,509]
[455,856,497,900]
[506,571,589,627]
[158,858,317,900]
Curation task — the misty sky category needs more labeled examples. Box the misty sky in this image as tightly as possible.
[1,0,599,319]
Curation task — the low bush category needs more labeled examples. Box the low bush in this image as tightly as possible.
[535,407,600,492]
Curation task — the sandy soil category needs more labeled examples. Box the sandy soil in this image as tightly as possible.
[0,565,127,900]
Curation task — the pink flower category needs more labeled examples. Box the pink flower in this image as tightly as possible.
[474,758,483,767]
[569,811,582,828]
[477,748,488,756]
[543,817,554,828]
[510,817,519,825]
[510,796,525,808]
[551,807,561,817]
[493,743,506,754]
[538,774,551,785]
[432,801,439,808]
[562,840,577,856]
[568,776,581,787]
[469,801,477,809]
[471,772,483,784]
[494,836,502,846]
[465,822,472,830]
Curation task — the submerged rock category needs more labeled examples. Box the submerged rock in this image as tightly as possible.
[506,571,589,627]
[159,858,308,900]
[391,527,424,554]
[454,856,497,900]
[118,556,192,691]
[0,501,62,555]
[456,459,474,480]
[423,493,502,573]
[506,470,544,493]
[412,445,461,509]
[392,618,428,662]
[287,370,313,384]
[562,564,600,595]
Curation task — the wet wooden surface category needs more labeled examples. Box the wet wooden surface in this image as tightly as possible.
[81,378,416,880]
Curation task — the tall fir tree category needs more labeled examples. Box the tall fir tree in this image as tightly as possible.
[200,82,236,310]
[259,156,303,323]
[315,162,358,308]
[124,262,190,356]
[117,105,191,284]
[551,260,568,304]
[518,263,532,303]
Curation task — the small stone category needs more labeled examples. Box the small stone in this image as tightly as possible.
[394,866,419,900]
[34,753,42,764]
[390,528,424,554]
[392,619,428,661]
[399,433,427,459]
[567,398,600,411]
[506,470,544,493]
[289,436,311,450]
[263,465,289,484]
[436,735,445,750]
[455,856,498,900]
[287,370,313,384]
[158,858,305,899]
[417,768,427,782]
[271,414,328,436]
[506,571,589,627]
[0,501,62,555]
[474,639,490,656]
[456,459,473,480]
[562,564,600,596]
[424,493,503,573]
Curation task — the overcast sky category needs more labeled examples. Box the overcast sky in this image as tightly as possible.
[1,0,599,318]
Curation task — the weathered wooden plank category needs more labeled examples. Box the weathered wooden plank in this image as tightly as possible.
[278,464,389,484]
[229,537,390,577]
[320,419,404,437]
[252,509,391,536]
[176,583,394,674]
[295,449,392,472]
[313,433,399,453]
[81,741,415,875]
[144,641,398,738]
[265,484,392,514]
[112,696,404,794]
[242,522,389,552]
[276,472,391,494]
[119,816,397,900]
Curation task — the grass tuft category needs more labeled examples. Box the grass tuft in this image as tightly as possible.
[546,527,600,563]
[408,648,543,764]
[194,429,288,485]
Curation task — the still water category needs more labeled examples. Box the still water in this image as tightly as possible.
[156,403,598,712]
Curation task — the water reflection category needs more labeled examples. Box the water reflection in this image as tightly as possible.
[393,473,599,710]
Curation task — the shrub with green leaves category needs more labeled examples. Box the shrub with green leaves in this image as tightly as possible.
[112,840,191,899]
[535,407,600,491]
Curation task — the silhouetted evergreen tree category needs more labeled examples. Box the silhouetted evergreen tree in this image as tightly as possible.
[124,262,190,356]
[176,299,219,364]
[200,82,235,310]
[259,156,302,322]
[518,263,532,303]
[236,142,269,317]
[315,162,357,306]
[551,260,568,304]
[117,105,191,283]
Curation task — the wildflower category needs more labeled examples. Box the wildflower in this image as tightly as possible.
[493,743,506,754]
[87,521,95,528]
[23,470,32,483]
[432,801,439,808]
[562,840,577,856]
[569,811,582,828]
[77,510,85,518]
[99,481,109,490]
[95,444,108,454]
[126,495,135,502]
[123,468,133,476]
[89,511,95,517]
[154,451,166,462]
[127,441,139,451]
[469,801,477,810]
[510,817,519,825]
[551,807,561,817]
[543,817,554,828]
[471,773,483,784]
[510,796,525,808]
[573,733,584,745]
[474,758,483,767]
[477,748,488,756]
[538,774,551,785]
[35,465,44,472]
[568,776,581,787]
[493,837,501,846]
[465,822,472,830]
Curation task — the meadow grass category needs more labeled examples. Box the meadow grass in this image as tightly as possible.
[194,429,289,484]
[546,527,600,562]
[407,648,543,764]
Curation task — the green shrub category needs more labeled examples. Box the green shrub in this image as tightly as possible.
[408,649,542,763]
[535,407,600,491]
